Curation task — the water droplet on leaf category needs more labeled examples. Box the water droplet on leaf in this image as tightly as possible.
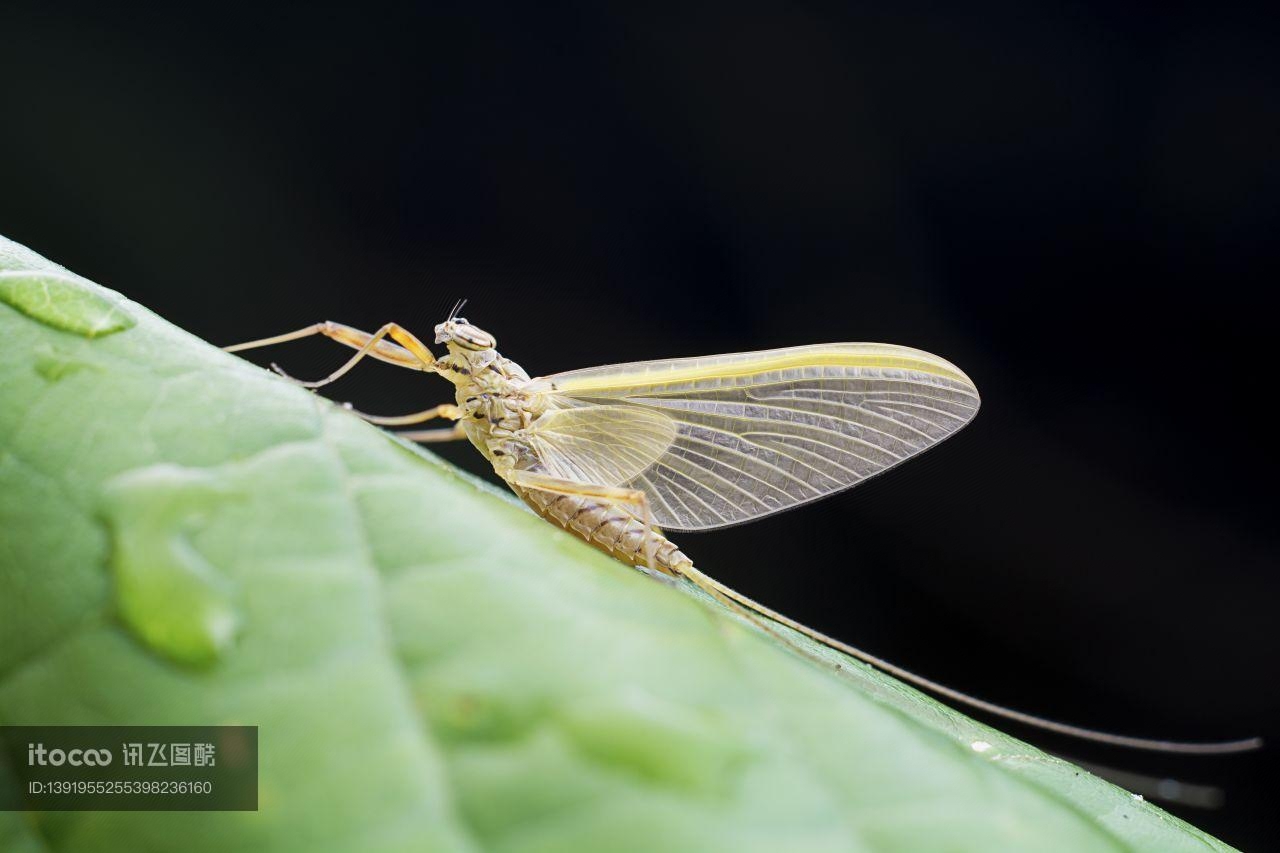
[100,465,240,667]
[0,270,135,338]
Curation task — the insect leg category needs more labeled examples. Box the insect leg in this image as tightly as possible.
[228,321,438,388]
[278,322,439,388]
[396,424,468,443]
[505,470,647,506]
[343,403,463,426]
[225,321,422,369]
[339,403,465,440]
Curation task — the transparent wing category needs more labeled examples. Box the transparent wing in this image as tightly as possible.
[526,405,677,487]
[525,343,980,531]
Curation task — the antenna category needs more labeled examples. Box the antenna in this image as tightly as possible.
[447,298,468,322]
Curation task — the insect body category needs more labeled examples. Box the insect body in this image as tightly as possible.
[436,319,693,574]
[432,312,981,581]
[225,309,1260,755]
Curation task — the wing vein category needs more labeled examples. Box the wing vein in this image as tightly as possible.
[529,346,979,529]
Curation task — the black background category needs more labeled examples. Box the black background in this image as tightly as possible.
[2,2,1277,848]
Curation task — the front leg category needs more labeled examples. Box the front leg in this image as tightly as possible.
[225,321,438,376]
[250,321,439,389]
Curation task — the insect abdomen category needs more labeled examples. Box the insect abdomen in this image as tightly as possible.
[516,487,688,575]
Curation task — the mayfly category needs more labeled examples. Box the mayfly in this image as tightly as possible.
[226,305,1260,755]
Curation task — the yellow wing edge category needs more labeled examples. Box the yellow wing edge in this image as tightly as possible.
[537,343,976,396]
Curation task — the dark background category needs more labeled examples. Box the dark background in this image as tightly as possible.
[2,1,1277,847]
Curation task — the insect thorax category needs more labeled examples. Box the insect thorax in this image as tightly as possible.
[438,344,541,450]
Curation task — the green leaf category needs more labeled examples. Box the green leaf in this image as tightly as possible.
[0,234,1236,852]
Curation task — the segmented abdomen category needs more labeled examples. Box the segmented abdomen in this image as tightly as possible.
[515,486,689,575]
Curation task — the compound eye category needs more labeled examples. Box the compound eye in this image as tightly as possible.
[453,323,495,351]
